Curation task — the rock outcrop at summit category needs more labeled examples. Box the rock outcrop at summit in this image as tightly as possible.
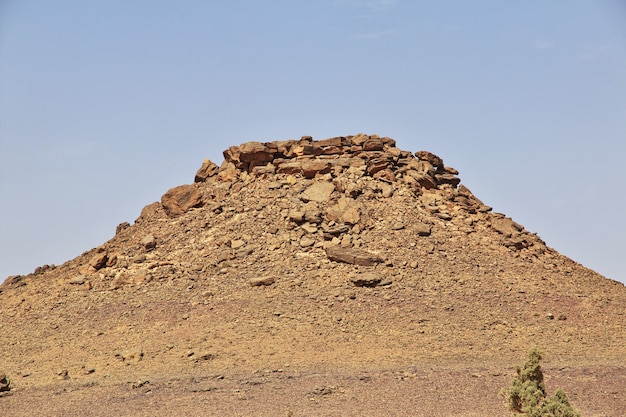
[180,133,539,253]
[209,134,462,193]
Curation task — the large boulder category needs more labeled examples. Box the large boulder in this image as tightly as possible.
[161,184,203,217]
[238,141,274,163]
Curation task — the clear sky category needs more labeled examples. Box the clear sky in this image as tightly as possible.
[1,1,625,284]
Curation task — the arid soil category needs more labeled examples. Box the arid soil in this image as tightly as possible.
[2,135,625,416]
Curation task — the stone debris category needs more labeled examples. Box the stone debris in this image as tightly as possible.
[89,251,108,270]
[250,276,276,287]
[69,275,86,285]
[56,369,70,380]
[299,182,335,203]
[326,197,361,225]
[141,234,157,251]
[349,272,387,287]
[118,350,144,365]
[325,246,384,266]
[210,135,461,193]
[116,222,131,235]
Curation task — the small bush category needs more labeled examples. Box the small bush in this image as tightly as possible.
[501,348,581,417]
[536,389,580,417]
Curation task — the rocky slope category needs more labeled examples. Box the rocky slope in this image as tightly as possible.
[1,134,625,416]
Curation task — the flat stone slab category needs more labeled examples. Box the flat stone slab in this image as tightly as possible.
[325,246,383,266]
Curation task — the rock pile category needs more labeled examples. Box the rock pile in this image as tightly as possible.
[134,133,547,294]
[162,134,541,254]
[4,134,549,293]
[210,133,463,192]
[161,133,490,221]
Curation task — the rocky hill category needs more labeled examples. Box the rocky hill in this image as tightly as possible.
[1,134,625,416]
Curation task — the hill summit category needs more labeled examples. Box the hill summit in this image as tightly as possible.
[1,134,625,416]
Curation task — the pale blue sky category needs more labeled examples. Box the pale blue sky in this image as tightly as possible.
[1,1,625,284]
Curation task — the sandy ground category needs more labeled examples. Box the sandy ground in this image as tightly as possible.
[2,365,624,416]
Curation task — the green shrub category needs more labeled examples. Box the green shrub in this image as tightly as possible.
[535,389,580,417]
[501,348,581,417]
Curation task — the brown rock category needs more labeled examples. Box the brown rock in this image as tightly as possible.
[56,369,70,380]
[110,271,133,290]
[301,160,331,178]
[327,157,366,169]
[405,171,437,189]
[414,222,432,236]
[299,236,316,247]
[349,272,386,287]
[304,203,323,224]
[106,253,118,267]
[301,144,324,156]
[217,161,239,182]
[161,184,203,217]
[223,146,241,164]
[350,272,391,287]
[491,217,523,237]
[413,160,435,175]
[320,145,345,155]
[288,210,305,223]
[121,350,144,364]
[194,158,219,182]
[322,223,350,238]
[249,276,275,286]
[351,133,370,146]
[230,239,246,249]
[378,181,394,197]
[363,138,385,151]
[367,157,392,175]
[415,150,444,170]
[504,236,529,251]
[325,246,383,266]
[276,161,303,175]
[239,141,274,163]
[300,182,335,203]
[115,222,131,235]
[69,275,86,285]
[381,136,397,147]
[326,197,361,225]
[251,163,276,175]
[141,234,157,251]
[373,169,395,184]
[435,173,461,187]
[317,136,347,147]
[135,202,164,224]
[89,251,108,270]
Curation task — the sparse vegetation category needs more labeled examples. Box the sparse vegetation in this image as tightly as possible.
[501,347,580,416]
